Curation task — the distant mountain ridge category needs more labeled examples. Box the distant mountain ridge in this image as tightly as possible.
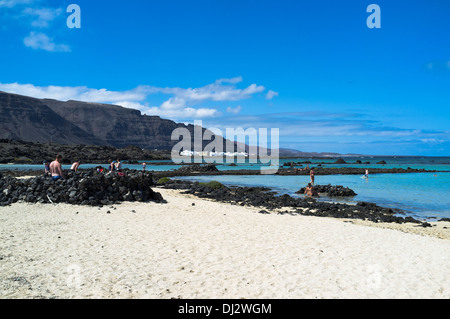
[0,90,360,157]
[0,91,205,150]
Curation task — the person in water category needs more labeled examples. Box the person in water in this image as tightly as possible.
[304,183,319,197]
[364,168,369,179]
[49,155,65,181]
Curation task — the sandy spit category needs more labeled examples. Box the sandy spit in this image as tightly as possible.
[0,188,449,299]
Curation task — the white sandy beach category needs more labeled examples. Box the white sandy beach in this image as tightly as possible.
[1,188,449,299]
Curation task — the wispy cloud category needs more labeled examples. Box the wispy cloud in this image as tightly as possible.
[226,105,242,114]
[1,0,69,51]
[0,82,147,102]
[23,32,70,52]
[425,59,450,72]
[114,101,220,119]
[266,90,279,100]
[22,7,62,28]
[201,111,450,152]
[0,78,269,120]
[156,78,265,104]
[0,0,31,8]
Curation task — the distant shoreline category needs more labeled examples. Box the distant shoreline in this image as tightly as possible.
[1,166,448,178]
[1,139,449,165]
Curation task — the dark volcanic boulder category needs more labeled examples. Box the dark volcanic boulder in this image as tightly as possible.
[296,184,357,197]
[0,170,164,206]
[334,158,347,164]
[176,164,219,173]
[377,160,387,164]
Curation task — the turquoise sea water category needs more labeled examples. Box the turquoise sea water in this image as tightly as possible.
[1,156,450,172]
[1,157,449,220]
[176,173,450,221]
[174,156,450,220]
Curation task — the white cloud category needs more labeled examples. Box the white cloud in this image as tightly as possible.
[226,105,242,114]
[2,1,66,49]
[23,32,70,52]
[160,97,187,110]
[115,102,220,120]
[215,76,243,84]
[1,76,268,107]
[0,80,264,105]
[158,82,265,104]
[0,83,148,102]
[0,0,31,8]
[266,90,279,100]
[23,7,62,28]
[0,77,273,120]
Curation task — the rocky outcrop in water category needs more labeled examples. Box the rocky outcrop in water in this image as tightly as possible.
[296,184,357,197]
[175,164,219,173]
[0,170,164,206]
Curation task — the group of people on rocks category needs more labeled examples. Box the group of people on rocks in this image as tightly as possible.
[43,155,149,181]
[44,154,81,181]
[43,155,79,181]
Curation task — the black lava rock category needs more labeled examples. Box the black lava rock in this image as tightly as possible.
[176,164,219,173]
[0,170,164,207]
[296,184,357,197]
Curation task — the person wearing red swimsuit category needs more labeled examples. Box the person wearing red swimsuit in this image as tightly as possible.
[310,169,315,185]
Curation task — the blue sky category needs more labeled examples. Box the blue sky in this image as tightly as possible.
[0,0,449,155]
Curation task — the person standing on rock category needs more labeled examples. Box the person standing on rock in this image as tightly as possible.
[49,155,65,181]
[115,159,122,172]
[43,160,50,176]
[70,161,81,172]
[310,169,315,185]
[107,159,115,174]
[142,162,147,171]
